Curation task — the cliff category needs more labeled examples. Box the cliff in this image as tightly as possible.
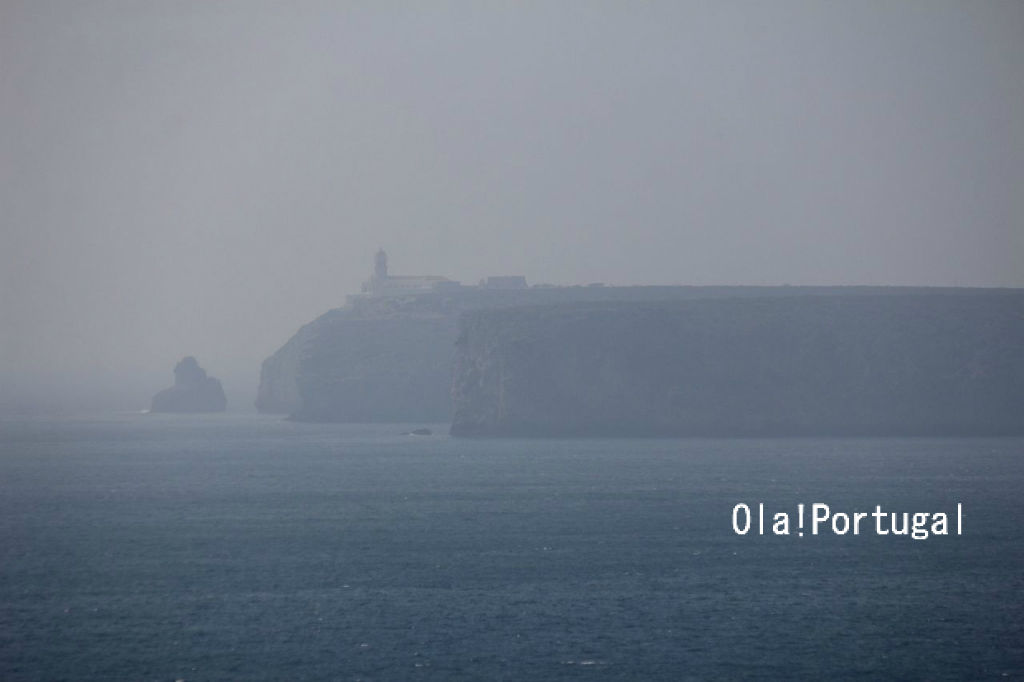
[151,356,227,413]
[292,311,459,422]
[256,303,459,421]
[255,285,850,420]
[255,312,327,415]
[258,285,1020,424]
[450,292,1024,436]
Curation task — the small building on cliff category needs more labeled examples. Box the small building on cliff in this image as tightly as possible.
[360,249,459,297]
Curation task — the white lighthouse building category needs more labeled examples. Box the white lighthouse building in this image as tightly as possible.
[361,249,458,297]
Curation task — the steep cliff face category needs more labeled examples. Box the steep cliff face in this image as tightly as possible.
[256,303,459,422]
[256,288,749,420]
[292,313,459,422]
[255,316,317,414]
[450,293,1024,436]
[259,286,1020,424]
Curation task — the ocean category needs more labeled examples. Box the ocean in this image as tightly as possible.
[1,414,1021,680]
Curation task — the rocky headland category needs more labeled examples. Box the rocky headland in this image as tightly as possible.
[255,284,855,420]
[256,282,1023,433]
[449,292,1024,436]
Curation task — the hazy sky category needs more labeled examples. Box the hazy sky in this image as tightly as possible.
[2,0,1022,411]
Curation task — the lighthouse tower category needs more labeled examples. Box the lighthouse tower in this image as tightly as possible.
[359,249,454,297]
[374,248,388,280]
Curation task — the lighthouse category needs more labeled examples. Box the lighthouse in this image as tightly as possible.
[360,249,457,297]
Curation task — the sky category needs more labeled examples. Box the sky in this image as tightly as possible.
[2,0,1022,412]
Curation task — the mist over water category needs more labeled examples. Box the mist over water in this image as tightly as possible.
[2,1,1023,410]
[2,5,1023,677]
[2,416,1021,680]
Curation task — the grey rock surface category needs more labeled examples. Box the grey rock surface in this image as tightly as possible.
[151,356,227,413]
[450,292,1024,436]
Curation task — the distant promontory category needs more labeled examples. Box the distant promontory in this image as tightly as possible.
[256,251,1023,436]
[450,293,1024,436]
[151,357,227,413]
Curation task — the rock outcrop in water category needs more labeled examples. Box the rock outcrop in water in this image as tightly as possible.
[150,356,227,413]
[450,292,1024,436]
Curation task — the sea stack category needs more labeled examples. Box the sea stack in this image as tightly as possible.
[150,356,227,413]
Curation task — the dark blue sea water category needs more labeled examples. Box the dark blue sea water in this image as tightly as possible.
[1,414,1022,680]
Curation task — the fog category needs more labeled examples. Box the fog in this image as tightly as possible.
[2,0,1022,412]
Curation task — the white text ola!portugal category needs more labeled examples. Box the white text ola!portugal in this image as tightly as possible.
[732,503,963,540]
